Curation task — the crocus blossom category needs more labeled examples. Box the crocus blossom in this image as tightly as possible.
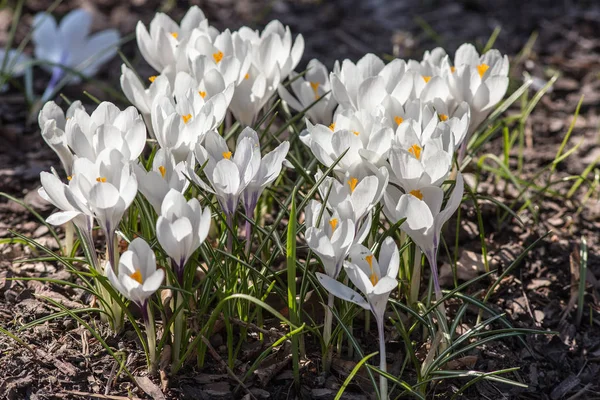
[105,237,164,307]
[32,8,120,98]
[156,189,211,282]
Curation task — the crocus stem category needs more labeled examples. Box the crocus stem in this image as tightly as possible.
[142,301,157,373]
[244,217,252,256]
[41,65,64,103]
[322,292,334,372]
[409,246,422,306]
[426,249,450,351]
[226,213,234,254]
[64,222,74,257]
[172,289,184,373]
[377,316,388,399]
[106,232,123,332]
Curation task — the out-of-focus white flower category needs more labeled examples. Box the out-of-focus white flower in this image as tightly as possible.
[278,59,337,125]
[156,189,211,281]
[65,102,147,162]
[448,44,509,133]
[383,173,464,298]
[38,100,84,175]
[236,127,290,216]
[105,237,164,306]
[305,200,358,279]
[32,9,120,87]
[136,6,217,73]
[189,130,260,218]
[134,148,191,213]
[300,109,393,174]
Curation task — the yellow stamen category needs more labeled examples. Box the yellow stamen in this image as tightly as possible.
[96,177,107,183]
[199,91,207,98]
[329,123,336,131]
[129,270,143,284]
[410,189,423,200]
[158,166,166,178]
[222,151,232,160]
[352,130,360,136]
[422,75,431,83]
[171,32,178,39]
[149,75,157,83]
[213,51,224,64]
[67,175,73,181]
[408,144,422,160]
[310,81,320,99]
[450,66,456,73]
[366,255,378,285]
[182,114,192,124]
[477,63,489,78]
[329,218,338,233]
[244,73,249,80]
[394,116,404,126]
[439,114,448,121]
[347,177,358,193]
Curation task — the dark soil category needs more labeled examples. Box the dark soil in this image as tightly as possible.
[1,0,599,399]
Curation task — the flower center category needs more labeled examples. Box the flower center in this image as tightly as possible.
[477,63,489,78]
[213,51,224,64]
[439,114,448,121]
[310,81,320,99]
[352,130,360,136]
[96,177,107,183]
[149,76,157,83]
[328,218,338,233]
[170,32,178,39]
[158,165,166,178]
[410,189,423,200]
[67,175,73,181]
[347,177,358,193]
[408,144,422,160]
[182,114,192,124]
[450,66,456,73]
[222,151,232,160]
[366,254,378,285]
[199,91,206,98]
[129,270,143,284]
[394,116,404,126]
[329,123,335,131]
[244,73,250,80]
[422,75,431,83]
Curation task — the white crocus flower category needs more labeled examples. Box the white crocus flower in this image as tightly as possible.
[305,200,358,279]
[316,237,399,399]
[315,162,388,228]
[134,148,191,214]
[239,20,304,83]
[65,102,147,162]
[238,128,290,217]
[228,63,281,127]
[136,6,218,73]
[151,89,228,162]
[156,189,211,282]
[69,149,138,243]
[120,65,171,136]
[189,130,260,219]
[105,237,164,307]
[277,58,337,125]
[38,100,84,175]
[448,43,509,134]
[174,66,234,117]
[32,8,120,97]
[383,173,464,300]
[300,109,393,174]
